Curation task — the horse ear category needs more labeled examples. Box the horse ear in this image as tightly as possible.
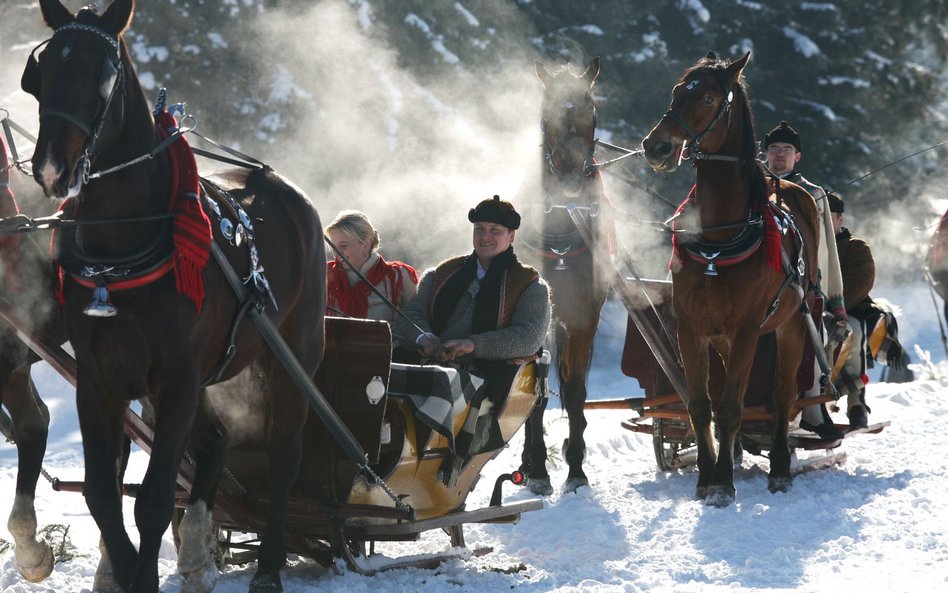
[101,0,135,36]
[535,60,552,88]
[583,56,600,86]
[38,0,73,30]
[725,51,751,82]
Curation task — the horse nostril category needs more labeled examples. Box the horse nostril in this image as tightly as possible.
[644,138,672,159]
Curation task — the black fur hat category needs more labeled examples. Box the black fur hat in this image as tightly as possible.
[765,120,802,152]
[827,192,844,214]
[468,195,521,230]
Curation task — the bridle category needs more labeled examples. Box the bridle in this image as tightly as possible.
[26,21,125,196]
[541,99,598,180]
[660,77,742,164]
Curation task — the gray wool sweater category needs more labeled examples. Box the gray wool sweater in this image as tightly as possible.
[392,267,551,360]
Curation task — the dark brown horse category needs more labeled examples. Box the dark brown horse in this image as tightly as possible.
[22,1,325,592]
[519,57,612,494]
[1,116,66,584]
[641,52,820,506]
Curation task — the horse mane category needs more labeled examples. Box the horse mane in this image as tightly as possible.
[679,55,769,209]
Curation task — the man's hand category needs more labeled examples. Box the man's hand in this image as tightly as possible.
[442,339,475,361]
[418,334,447,362]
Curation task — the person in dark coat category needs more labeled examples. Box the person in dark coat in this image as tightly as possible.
[392,195,551,485]
[765,121,848,438]
[830,192,908,426]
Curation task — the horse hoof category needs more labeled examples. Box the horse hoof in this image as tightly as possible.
[768,476,793,494]
[563,476,589,493]
[695,486,708,501]
[526,477,553,496]
[16,540,54,583]
[92,568,125,593]
[249,572,283,593]
[704,485,736,508]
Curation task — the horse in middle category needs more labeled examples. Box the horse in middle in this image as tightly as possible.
[519,57,613,494]
[642,52,820,506]
[22,1,325,592]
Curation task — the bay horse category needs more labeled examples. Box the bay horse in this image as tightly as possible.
[1,116,66,583]
[22,2,325,592]
[641,52,820,506]
[519,57,612,494]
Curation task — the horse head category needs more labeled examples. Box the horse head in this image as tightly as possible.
[536,56,600,199]
[642,51,750,173]
[23,0,135,199]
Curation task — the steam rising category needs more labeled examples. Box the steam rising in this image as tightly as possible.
[3,0,948,349]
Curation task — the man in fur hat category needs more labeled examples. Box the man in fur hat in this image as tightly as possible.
[764,121,849,439]
[393,195,551,483]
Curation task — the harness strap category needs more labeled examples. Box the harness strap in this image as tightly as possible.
[200,294,257,388]
[68,258,175,292]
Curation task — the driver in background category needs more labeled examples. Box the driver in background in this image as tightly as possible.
[764,121,848,439]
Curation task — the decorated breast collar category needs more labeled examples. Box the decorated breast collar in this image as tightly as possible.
[671,189,785,276]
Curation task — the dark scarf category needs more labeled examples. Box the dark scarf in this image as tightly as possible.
[836,227,851,242]
[431,246,517,335]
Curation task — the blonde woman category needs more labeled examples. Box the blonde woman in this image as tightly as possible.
[325,210,418,322]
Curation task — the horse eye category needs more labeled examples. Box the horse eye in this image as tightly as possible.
[704,95,714,106]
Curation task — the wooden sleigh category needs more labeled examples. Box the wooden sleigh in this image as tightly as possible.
[593,278,890,473]
[0,304,543,574]
[212,317,544,571]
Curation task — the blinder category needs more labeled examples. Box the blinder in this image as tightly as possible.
[20,40,49,99]
[21,36,120,103]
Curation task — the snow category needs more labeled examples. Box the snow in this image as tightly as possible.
[3,280,948,592]
[782,27,821,59]
[404,14,460,65]
[454,3,480,28]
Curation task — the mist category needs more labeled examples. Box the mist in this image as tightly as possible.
[3,0,947,292]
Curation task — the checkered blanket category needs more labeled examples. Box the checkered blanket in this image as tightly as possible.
[386,363,484,452]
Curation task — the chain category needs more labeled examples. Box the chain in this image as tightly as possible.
[361,464,415,519]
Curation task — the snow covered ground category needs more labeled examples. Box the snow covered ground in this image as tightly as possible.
[2,283,947,593]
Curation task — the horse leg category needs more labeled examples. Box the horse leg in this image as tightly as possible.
[3,366,54,582]
[706,330,757,507]
[178,394,229,593]
[521,395,552,495]
[678,325,714,500]
[93,436,132,593]
[130,374,201,593]
[561,322,598,493]
[769,317,808,493]
[77,374,138,592]
[249,363,309,593]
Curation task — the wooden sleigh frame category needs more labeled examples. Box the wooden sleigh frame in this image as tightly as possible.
[600,277,890,473]
[0,300,543,574]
